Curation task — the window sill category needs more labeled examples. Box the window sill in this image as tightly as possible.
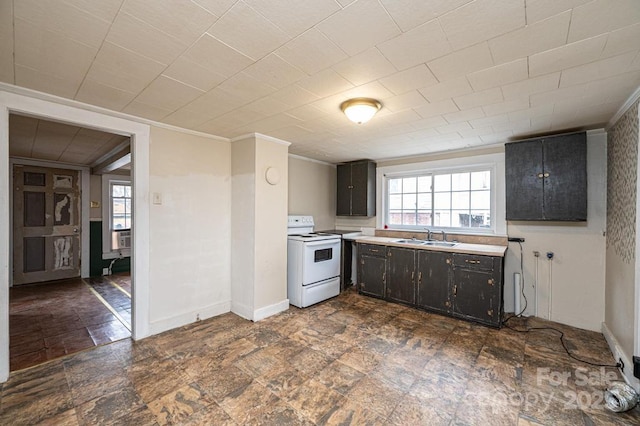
[102,250,131,260]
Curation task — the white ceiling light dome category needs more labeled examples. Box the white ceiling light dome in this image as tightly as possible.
[340,98,382,124]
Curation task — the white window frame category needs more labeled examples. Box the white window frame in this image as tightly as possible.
[377,153,507,236]
[102,174,131,258]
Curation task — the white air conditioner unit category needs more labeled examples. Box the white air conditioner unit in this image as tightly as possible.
[112,229,131,249]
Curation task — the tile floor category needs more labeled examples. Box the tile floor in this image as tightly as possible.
[9,274,131,371]
[1,289,639,425]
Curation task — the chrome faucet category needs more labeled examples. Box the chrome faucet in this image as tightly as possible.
[431,230,446,242]
[426,229,432,241]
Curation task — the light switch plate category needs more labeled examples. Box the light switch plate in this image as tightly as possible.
[153,192,162,205]
[90,201,100,208]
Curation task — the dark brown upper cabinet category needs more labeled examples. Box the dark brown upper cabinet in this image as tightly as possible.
[337,160,376,217]
[505,131,587,221]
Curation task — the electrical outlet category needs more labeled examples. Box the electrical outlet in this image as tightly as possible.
[619,357,624,372]
[102,267,109,276]
[196,313,201,321]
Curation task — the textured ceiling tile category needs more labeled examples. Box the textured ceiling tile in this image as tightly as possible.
[184,34,254,78]
[529,34,608,77]
[418,77,473,103]
[438,0,525,50]
[379,0,472,32]
[316,0,401,56]
[242,54,306,90]
[568,0,640,43]
[297,69,354,98]
[378,64,438,96]
[122,101,174,122]
[75,79,138,111]
[427,42,494,81]
[276,28,348,75]
[488,11,570,65]
[122,0,218,45]
[332,48,397,86]
[382,91,428,112]
[270,85,320,108]
[243,97,292,116]
[207,1,289,60]
[14,64,80,98]
[191,0,237,17]
[85,42,166,94]
[106,12,188,65]
[482,98,530,117]
[466,59,528,92]
[453,87,503,110]
[559,52,637,88]
[443,107,485,124]
[436,121,472,135]
[217,72,278,105]
[377,19,451,71]
[501,72,560,99]
[524,0,591,24]
[602,23,640,58]
[380,109,423,125]
[162,57,227,92]
[65,0,124,22]
[413,99,459,119]
[14,0,112,48]
[507,104,555,122]
[244,0,340,37]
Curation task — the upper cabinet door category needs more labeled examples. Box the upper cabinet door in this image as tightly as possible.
[505,131,587,221]
[505,140,544,220]
[336,163,351,216]
[543,133,587,221]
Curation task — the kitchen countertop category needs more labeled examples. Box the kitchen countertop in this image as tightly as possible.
[354,236,507,257]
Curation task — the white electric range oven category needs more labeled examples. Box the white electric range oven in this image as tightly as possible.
[287,215,341,308]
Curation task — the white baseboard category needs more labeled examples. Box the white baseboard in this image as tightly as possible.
[602,322,640,391]
[231,301,253,321]
[148,300,231,336]
[253,299,289,321]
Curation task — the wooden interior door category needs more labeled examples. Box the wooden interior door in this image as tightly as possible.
[13,165,81,285]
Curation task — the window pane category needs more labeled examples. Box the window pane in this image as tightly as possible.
[433,174,450,192]
[434,210,451,227]
[124,185,132,197]
[402,212,416,225]
[470,210,490,227]
[453,211,470,227]
[417,211,431,226]
[389,194,402,209]
[402,194,416,209]
[451,173,470,191]
[417,176,432,192]
[403,177,417,193]
[389,211,403,225]
[471,190,491,210]
[389,178,402,194]
[471,171,490,190]
[113,217,126,229]
[452,192,470,210]
[417,193,432,209]
[113,198,125,213]
[112,185,124,197]
[434,192,451,209]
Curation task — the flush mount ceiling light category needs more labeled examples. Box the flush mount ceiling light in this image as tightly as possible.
[340,98,382,124]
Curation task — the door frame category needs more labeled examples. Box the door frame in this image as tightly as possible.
[9,158,91,283]
[0,88,151,382]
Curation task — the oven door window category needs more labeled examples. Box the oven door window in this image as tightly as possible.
[314,248,333,262]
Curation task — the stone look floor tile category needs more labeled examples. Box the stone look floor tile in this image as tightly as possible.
[1,287,638,425]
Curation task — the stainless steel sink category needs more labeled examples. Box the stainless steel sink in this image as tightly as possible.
[394,239,458,247]
[423,241,458,247]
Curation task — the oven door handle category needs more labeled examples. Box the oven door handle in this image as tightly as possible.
[303,240,340,247]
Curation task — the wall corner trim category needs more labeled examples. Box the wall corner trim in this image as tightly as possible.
[231,301,254,321]
[608,85,640,130]
[253,299,290,322]
[602,321,640,391]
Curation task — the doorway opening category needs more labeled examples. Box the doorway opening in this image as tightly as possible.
[8,113,133,371]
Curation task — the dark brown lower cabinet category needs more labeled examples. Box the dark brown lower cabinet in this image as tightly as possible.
[358,244,386,298]
[416,250,451,315]
[357,243,504,328]
[386,247,416,305]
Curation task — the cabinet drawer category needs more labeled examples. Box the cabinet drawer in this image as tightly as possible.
[453,253,494,271]
[358,243,386,257]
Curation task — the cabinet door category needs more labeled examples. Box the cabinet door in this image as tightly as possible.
[336,164,352,216]
[359,254,386,298]
[350,161,370,215]
[416,250,451,314]
[543,133,587,221]
[452,267,500,326]
[505,140,544,220]
[386,247,416,305]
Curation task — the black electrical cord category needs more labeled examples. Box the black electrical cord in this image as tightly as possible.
[504,241,620,369]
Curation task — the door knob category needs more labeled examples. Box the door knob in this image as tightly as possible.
[73,228,78,233]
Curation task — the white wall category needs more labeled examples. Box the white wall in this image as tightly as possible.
[288,155,336,231]
[504,131,607,331]
[148,126,232,333]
